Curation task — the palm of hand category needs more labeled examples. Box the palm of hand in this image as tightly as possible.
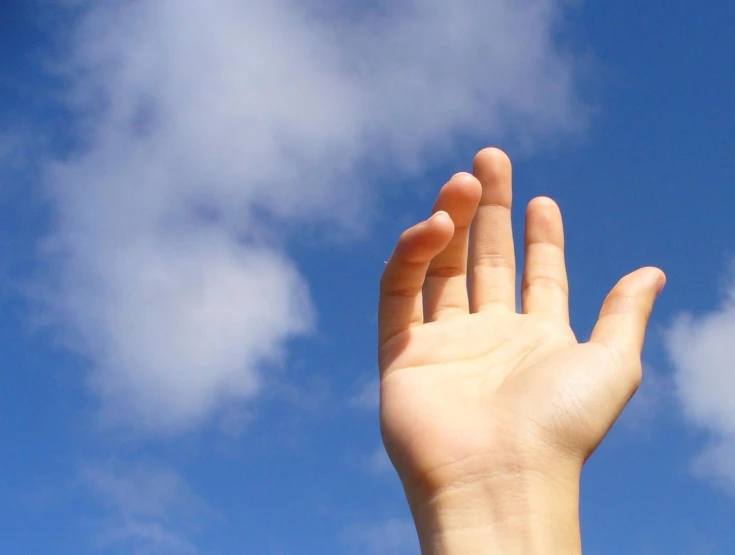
[378,149,664,502]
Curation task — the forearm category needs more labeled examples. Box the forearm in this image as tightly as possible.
[408,472,582,555]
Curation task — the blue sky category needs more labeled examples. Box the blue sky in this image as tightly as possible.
[1,1,734,554]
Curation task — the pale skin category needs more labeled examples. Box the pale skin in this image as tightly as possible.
[378,148,666,554]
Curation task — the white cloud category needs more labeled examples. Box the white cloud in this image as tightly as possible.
[665,269,735,491]
[80,459,210,555]
[41,0,584,433]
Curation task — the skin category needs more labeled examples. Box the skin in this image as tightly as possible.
[378,148,665,554]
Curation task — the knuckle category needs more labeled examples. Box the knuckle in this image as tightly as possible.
[473,251,515,269]
[397,228,413,245]
[522,274,569,295]
[427,265,465,279]
[601,342,642,393]
[381,282,421,298]
[600,291,638,315]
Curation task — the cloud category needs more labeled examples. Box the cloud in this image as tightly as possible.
[665,268,735,491]
[40,0,584,433]
[80,459,211,555]
[343,518,419,555]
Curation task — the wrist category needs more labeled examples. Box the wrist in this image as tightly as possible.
[406,467,582,555]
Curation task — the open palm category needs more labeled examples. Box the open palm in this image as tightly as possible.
[378,148,665,506]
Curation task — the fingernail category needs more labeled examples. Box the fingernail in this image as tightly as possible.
[430,210,449,221]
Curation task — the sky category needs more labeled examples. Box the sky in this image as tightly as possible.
[0,1,734,554]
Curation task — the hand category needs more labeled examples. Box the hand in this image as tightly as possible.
[378,148,665,554]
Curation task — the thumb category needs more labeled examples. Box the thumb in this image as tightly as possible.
[590,267,666,373]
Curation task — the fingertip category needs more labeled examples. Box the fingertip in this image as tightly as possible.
[450,171,475,182]
[423,210,454,249]
[472,147,513,207]
[633,266,667,296]
[430,209,451,224]
[525,196,564,246]
[473,147,512,174]
[651,267,667,295]
[450,172,483,198]
[440,172,483,199]
[527,196,560,212]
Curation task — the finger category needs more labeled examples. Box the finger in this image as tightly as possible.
[379,212,455,347]
[424,173,483,321]
[469,148,516,312]
[521,197,569,322]
[589,267,666,382]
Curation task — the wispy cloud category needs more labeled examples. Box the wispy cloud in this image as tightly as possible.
[80,459,211,555]
[39,0,584,433]
[665,266,735,492]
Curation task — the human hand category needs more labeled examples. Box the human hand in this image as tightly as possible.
[378,148,665,554]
